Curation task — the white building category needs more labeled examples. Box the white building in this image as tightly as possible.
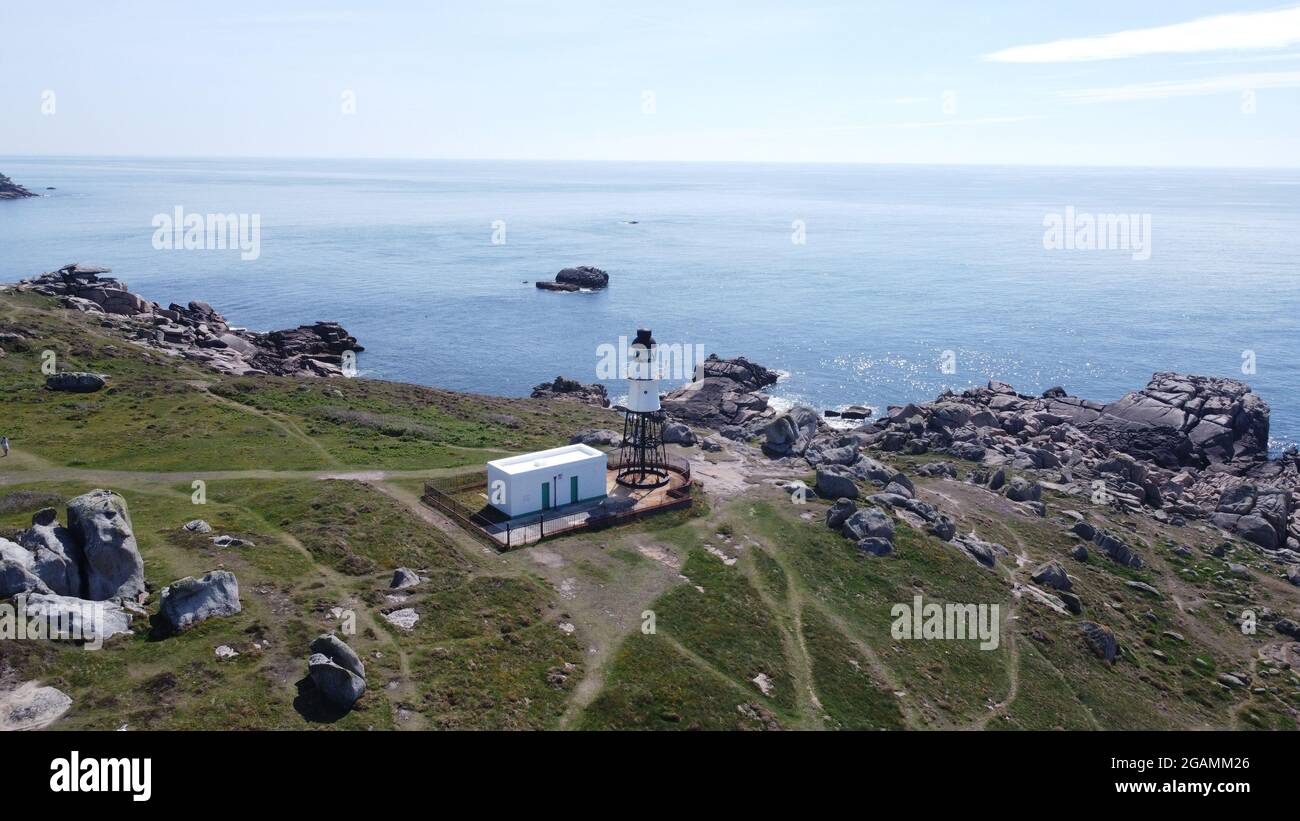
[486,443,608,518]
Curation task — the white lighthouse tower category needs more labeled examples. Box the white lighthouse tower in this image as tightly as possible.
[617,328,669,487]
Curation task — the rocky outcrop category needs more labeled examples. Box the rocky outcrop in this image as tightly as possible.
[697,354,779,393]
[67,490,145,602]
[390,568,420,589]
[0,682,72,731]
[570,428,621,447]
[661,354,780,429]
[16,508,83,596]
[0,538,50,598]
[159,570,241,631]
[22,593,135,641]
[762,406,821,457]
[308,633,367,709]
[556,266,610,289]
[661,421,697,446]
[1209,483,1291,549]
[536,266,610,291]
[45,372,106,393]
[11,264,363,378]
[531,376,610,408]
[0,172,36,200]
[1080,621,1118,664]
[851,374,1300,551]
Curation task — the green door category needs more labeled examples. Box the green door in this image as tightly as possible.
[541,481,550,510]
[570,475,579,504]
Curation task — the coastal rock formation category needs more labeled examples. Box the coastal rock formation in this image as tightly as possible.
[1,495,147,643]
[67,490,145,602]
[22,593,135,641]
[845,374,1300,551]
[661,354,781,430]
[570,429,621,448]
[10,264,363,378]
[531,376,610,407]
[16,508,83,596]
[0,538,50,598]
[661,421,697,446]
[0,172,36,200]
[536,266,610,291]
[308,633,367,709]
[762,406,821,457]
[160,570,241,631]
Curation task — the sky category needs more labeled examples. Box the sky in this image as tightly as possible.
[1,0,1298,166]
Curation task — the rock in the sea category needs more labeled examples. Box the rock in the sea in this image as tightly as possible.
[535,280,580,292]
[390,568,420,589]
[0,682,72,732]
[66,490,145,601]
[159,570,241,631]
[0,172,37,200]
[554,266,610,290]
[531,376,610,407]
[45,372,106,393]
[308,633,367,709]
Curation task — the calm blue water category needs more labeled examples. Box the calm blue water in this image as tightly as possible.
[2,156,1298,450]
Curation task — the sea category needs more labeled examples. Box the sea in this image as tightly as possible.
[2,156,1298,451]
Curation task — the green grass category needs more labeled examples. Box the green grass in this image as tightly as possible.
[801,605,906,730]
[212,478,472,576]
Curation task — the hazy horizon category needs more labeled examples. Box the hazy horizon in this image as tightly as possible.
[3,1,1299,168]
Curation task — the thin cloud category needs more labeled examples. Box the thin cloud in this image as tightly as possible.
[984,6,1300,63]
[853,115,1044,129]
[1061,70,1300,102]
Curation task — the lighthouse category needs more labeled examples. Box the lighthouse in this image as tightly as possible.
[617,328,669,488]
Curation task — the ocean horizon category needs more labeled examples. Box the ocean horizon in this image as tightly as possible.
[3,155,1298,449]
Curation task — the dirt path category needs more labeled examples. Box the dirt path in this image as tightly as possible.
[740,539,825,730]
[197,386,342,469]
[237,504,428,730]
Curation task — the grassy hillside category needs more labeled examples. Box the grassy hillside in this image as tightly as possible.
[1,290,1297,730]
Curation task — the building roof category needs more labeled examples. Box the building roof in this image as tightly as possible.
[487,443,607,476]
